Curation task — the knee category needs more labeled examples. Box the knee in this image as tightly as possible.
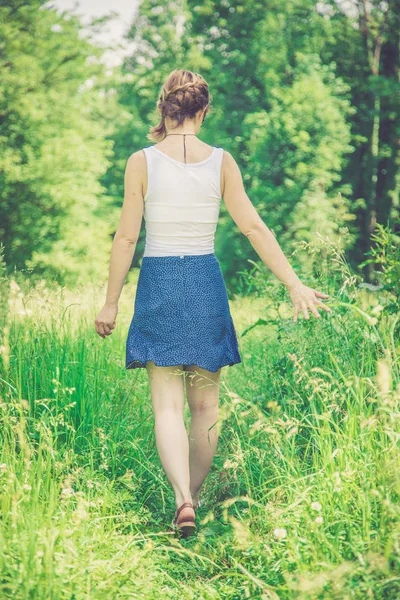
[189,400,219,417]
[153,403,184,420]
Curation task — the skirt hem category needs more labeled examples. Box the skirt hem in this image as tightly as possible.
[125,356,242,373]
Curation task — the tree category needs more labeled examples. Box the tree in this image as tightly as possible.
[321,0,400,274]
[0,0,121,285]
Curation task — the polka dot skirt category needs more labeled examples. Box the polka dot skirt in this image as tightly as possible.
[125,253,242,373]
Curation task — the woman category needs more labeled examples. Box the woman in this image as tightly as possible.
[94,69,331,538]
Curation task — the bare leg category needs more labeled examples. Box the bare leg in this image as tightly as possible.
[185,365,222,507]
[146,360,192,510]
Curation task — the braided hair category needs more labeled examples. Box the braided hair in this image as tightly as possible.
[148,69,212,142]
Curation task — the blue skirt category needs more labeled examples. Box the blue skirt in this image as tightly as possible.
[125,253,242,372]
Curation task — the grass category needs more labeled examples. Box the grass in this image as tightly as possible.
[0,232,399,599]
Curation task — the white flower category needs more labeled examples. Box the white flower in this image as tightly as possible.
[315,516,324,524]
[311,501,322,512]
[273,527,287,540]
[333,471,343,491]
[74,505,88,520]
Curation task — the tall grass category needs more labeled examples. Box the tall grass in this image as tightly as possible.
[0,226,399,599]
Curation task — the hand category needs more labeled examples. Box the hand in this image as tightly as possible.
[286,282,331,322]
[95,303,118,338]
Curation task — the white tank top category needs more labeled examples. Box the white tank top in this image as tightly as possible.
[142,144,224,257]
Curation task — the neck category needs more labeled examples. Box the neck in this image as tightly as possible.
[166,131,197,135]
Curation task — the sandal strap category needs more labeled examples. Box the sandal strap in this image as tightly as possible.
[175,501,194,520]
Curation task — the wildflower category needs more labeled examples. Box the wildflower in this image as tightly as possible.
[23,483,32,491]
[315,516,324,524]
[273,527,287,540]
[311,501,322,512]
[0,464,7,473]
[266,400,279,410]
[61,487,74,497]
[333,471,343,492]
[223,459,238,470]
[75,505,88,520]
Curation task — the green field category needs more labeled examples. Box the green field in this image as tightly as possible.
[1,232,399,599]
[1,1,400,596]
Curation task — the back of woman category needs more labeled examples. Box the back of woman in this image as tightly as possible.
[94,68,331,538]
[142,143,224,257]
[122,69,242,375]
[125,133,241,373]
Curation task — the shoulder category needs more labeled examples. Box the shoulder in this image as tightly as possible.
[220,150,244,197]
[125,149,149,176]
[127,149,149,166]
[221,149,241,175]
[221,149,239,167]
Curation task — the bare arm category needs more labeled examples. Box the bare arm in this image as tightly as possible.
[221,151,331,321]
[95,150,146,338]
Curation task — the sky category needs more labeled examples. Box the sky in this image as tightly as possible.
[51,0,139,66]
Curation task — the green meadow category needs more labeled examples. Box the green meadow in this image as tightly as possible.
[2,0,400,597]
[1,229,399,599]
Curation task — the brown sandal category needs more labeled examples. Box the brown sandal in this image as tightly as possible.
[172,502,196,538]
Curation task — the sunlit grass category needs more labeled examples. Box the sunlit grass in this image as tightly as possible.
[1,238,399,599]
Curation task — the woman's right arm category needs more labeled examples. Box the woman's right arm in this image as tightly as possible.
[94,151,145,338]
[221,151,331,321]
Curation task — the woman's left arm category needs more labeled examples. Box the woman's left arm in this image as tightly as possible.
[95,151,145,339]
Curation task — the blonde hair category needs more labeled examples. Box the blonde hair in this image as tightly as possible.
[148,69,212,142]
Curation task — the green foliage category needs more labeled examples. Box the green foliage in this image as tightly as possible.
[1,2,399,595]
[244,53,355,239]
[0,244,9,357]
[320,0,400,266]
[0,1,123,286]
[0,233,399,598]
[211,51,356,286]
[1,0,399,292]
[359,223,400,306]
